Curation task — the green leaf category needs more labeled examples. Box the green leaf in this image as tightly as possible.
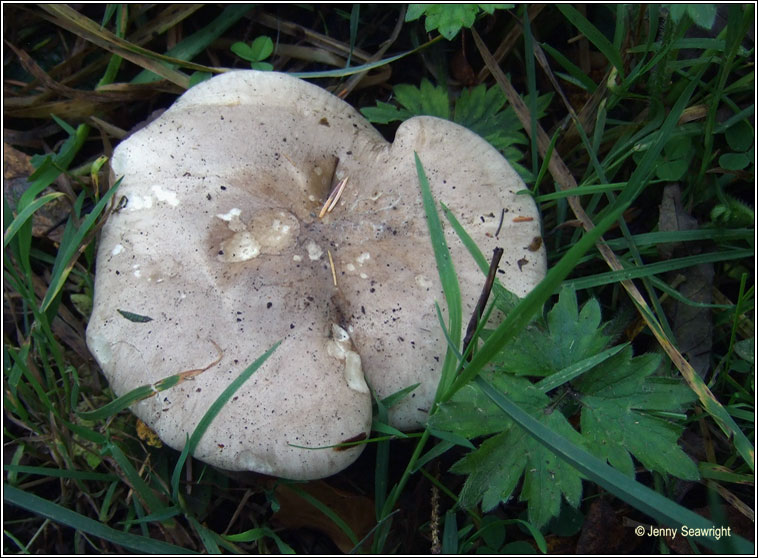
[404,4,427,22]
[117,309,153,323]
[405,4,511,40]
[250,61,274,71]
[3,192,66,248]
[362,81,549,180]
[576,349,699,479]
[3,485,195,554]
[360,101,413,124]
[492,285,609,376]
[415,154,462,399]
[394,79,450,118]
[455,86,552,153]
[433,286,700,526]
[188,71,212,88]
[231,41,255,61]
[473,377,753,554]
[667,4,689,24]
[231,36,274,64]
[724,119,754,152]
[247,35,273,61]
[445,375,585,527]
[130,5,251,84]
[171,341,280,499]
[687,4,717,30]
[733,338,754,365]
[557,5,625,77]
[407,4,479,40]
[718,151,751,171]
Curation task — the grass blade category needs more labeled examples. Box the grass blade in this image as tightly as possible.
[39,180,121,313]
[279,483,359,547]
[556,5,624,77]
[566,248,754,290]
[170,341,281,498]
[3,485,196,554]
[535,343,629,393]
[3,192,66,248]
[131,5,252,83]
[415,153,462,398]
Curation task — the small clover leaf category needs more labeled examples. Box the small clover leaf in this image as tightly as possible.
[231,36,274,71]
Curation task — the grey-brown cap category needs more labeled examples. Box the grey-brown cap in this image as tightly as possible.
[86,70,546,479]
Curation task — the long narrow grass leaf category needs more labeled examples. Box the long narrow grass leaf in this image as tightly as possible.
[3,465,117,482]
[3,192,67,248]
[171,342,281,498]
[131,5,252,84]
[279,483,359,547]
[40,181,121,313]
[556,5,624,77]
[415,154,462,398]
[566,249,754,290]
[3,485,196,554]
[535,343,629,393]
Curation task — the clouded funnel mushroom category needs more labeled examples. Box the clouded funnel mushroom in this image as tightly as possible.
[86,70,546,480]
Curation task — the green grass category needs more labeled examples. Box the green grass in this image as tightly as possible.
[4,4,754,554]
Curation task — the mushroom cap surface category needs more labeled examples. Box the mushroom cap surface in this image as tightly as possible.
[86,70,546,479]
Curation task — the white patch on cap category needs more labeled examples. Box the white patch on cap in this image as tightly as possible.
[415,274,433,289]
[327,324,369,394]
[307,241,323,261]
[152,185,179,206]
[127,195,153,210]
[216,208,242,221]
[218,231,261,262]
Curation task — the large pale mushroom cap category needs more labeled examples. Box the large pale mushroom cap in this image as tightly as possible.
[86,70,546,479]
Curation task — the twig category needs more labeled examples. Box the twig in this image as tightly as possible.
[462,247,503,360]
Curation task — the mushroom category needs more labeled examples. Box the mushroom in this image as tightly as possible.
[86,70,546,479]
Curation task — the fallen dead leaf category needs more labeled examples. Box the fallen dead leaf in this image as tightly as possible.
[274,480,375,553]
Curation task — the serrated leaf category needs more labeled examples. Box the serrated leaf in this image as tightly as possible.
[393,79,450,118]
[454,87,551,153]
[435,374,585,527]
[360,101,412,124]
[492,284,609,376]
[405,4,511,40]
[404,4,427,22]
[434,283,700,528]
[478,4,514,16]
[420,4,480,40]
[360,81,548,179]
[576,348,699,480]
